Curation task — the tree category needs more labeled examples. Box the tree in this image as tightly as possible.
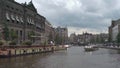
[0,40,4,47]
[48,32,53,43]
[100,38,104,43]
[117,32,120,43]
[10,30,18,41]
[24,41,32,46]
[28,31,35,41]
[108,36,111,43]
[90,38,95,44]
[3,23,9,41]
[55,34,62,45]
[96,36,100,43]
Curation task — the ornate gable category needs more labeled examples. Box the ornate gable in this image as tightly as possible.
[27,0,37,13]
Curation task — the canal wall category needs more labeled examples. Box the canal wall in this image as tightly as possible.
[0,45,67,58]
[99,46,120,50]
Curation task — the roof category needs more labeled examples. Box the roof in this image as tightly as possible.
[26,0,37,13]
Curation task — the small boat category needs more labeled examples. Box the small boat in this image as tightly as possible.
[64,45,71,48]
[84,45,98,51]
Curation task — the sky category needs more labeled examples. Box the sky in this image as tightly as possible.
[15,0,120,35]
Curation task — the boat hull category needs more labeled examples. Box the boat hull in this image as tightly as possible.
[84,48,98,51]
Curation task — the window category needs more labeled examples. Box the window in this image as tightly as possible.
[27,17,30,24]
[6,5,10,8]
[29,18,32,24]
[11,7,14,10]
[31,19,34,25]
[36,24,40,28]
[16,9,18,11]
[6,12,10,20]
[16,15,20,22]
[11,14,15,20]
[20,17,23,23]
[20,30,22,36]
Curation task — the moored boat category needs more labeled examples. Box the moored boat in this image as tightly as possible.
[84,45,98,51]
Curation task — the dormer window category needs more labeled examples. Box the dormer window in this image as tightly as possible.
[6,12,10,20]
[20,17,23,23]
[27,18,30,24]
[11,14,15,20]
[29,18,32,24]
[31,19,34,25]
[16,15,20,22]
[32,21,34,25]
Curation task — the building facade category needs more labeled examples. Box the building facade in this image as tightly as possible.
[0,0,45,45]
[77,32,93,44]
[45,20,55,45]
[55,27,68,45]
[109,20,120,42]
[70,32,108,45]
[69,33,77,44]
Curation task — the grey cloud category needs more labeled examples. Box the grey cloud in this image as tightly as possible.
[15,0,120,34]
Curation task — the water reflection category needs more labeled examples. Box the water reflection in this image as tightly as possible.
[0,47,120,68]
[0,53,53,68]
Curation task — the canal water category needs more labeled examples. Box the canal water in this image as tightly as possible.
[0,46,120,68]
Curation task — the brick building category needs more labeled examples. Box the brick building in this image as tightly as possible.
[45,20,55,44]
[0,0,46,45]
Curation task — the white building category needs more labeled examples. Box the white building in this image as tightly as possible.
[112,24,119,41]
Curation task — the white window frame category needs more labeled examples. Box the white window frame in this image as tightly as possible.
[20,17,23,23]
[27,17,30,24]
[31,19,34,25]
[6,12,10,20]
[11,14,15,20]
[16,15,20,22]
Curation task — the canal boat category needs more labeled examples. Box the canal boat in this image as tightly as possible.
[64,45,71,48]
[84,45,98,51]
[0,45,67,58]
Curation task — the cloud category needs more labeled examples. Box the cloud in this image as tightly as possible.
[15,0,120,35]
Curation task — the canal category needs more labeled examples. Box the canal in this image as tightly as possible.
[0,46,120,68]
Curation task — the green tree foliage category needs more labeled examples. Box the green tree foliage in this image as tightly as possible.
[23,41,32,46]
[0,40,4,46]
[100,38,104,43]
[3,23,9,41]
[55,34,62,45]
[48,32,53,42]
[28,31,35,39]
[9,41,17,45]
[108,36,111,42]
[90,38,95,43]
[10,30,18,40]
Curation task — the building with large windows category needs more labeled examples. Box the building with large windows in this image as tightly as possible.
[109,20,120,42]
[55,27,68,45]
[45,20,55,45]
[0,0,45,45]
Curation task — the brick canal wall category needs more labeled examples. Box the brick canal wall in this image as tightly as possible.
[0,45,67,58]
